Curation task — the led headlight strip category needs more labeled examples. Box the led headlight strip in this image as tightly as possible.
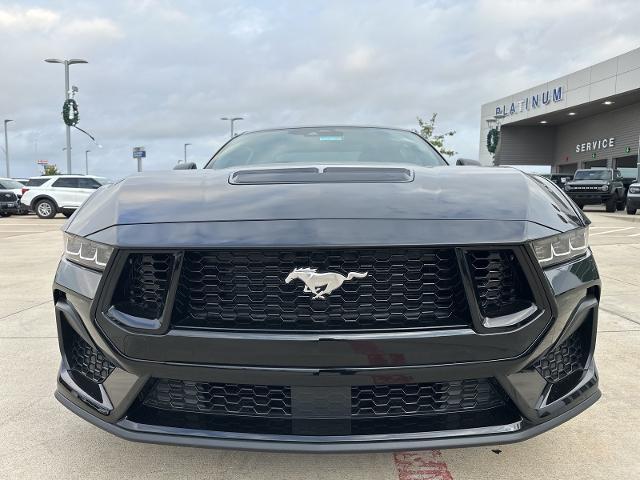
[64,233,114,271]
[532,227,589,268]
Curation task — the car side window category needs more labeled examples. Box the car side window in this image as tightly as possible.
[52,178,80,188]
[25,178,48,187]
[78,178,101,189]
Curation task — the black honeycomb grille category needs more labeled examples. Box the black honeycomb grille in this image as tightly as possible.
[467,250,533,317]
[1,192,18,202]
[534,323,590,384]
[143,379,292,417]
[171,248,470,331]
[68,331,115,383]
[112,253,173,319]
[351,379,505,417]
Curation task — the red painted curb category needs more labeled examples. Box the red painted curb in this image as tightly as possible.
[393,451,454,480]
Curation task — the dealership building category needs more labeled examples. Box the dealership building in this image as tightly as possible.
[479,47,640,179]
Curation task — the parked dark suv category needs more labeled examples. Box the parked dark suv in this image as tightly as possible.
[564,168,629,212]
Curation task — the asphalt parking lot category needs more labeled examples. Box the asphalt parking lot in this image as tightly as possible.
[1,210,639,480]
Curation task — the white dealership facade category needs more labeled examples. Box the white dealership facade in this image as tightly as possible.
[479,47,640,178]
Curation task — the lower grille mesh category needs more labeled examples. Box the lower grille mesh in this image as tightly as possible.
[142,378,505,419]
[352,378,505,417]
[143,379,292,417]
[534,323,590,384]
[68,332,115,383]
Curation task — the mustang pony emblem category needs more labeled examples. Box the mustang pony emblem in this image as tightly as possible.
[285,268,368,300]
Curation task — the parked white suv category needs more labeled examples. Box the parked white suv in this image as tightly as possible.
[21,175,109,219]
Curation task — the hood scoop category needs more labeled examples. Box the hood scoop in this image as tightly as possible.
[229,166,414,185]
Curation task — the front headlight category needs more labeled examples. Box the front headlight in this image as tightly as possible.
[532,227,589,268]
[629,186,640,194]
[564,184,571,191]
[601,183,610,192]
[63,233,113,271]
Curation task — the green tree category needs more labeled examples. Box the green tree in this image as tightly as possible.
[414,113,457,157]
[43,164,60,175]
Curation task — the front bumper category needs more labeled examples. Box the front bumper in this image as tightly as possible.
[0,201,22,214]
[627,196,640,210]
[53,248,601,452]
[566,192,611,204]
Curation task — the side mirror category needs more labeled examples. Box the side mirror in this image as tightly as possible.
[455,158,482,166]
[174,162,197,170]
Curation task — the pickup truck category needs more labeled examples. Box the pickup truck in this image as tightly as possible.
[564,168,634,212]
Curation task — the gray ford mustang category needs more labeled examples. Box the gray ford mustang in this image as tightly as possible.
[53,126,600,452]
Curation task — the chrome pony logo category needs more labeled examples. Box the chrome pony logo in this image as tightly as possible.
[285,268,368,300]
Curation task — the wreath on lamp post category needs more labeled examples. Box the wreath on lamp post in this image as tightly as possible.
[62,99,79,126]
[486,128,500,154]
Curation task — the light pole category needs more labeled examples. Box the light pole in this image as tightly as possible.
[85,150,91,175]
[184,143,191,163]
[45,58,88,174]
[221,116,243,138]
[3,119,13,177]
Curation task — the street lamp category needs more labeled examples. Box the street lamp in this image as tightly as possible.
[85,150,91,175]
[45,58,88,174]
[220,116,243,138]
[184,143,191,163]
[3,119,13,177]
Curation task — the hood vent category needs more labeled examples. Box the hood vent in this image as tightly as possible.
[229,166,414,185]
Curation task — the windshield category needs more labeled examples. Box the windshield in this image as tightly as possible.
[206,127,447,170]
[573,170,611,181]
[0,179,23,189]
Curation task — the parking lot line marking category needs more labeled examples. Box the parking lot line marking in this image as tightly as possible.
[393,451,453,480]
[591,227,635,236]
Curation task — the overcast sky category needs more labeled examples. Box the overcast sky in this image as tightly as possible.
[1,0,640,178]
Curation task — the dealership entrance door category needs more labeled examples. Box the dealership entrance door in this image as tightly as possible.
[558,163,578,174]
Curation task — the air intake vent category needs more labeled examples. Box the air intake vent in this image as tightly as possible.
[467,250,533,318]
[67,329,115,383]
[112,253,173,319]
[534,321,591,384]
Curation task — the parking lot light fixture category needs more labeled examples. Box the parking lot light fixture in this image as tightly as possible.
[221,116,243,138]
[44,58,88,174]
[184,143,191,163]
[3,119,13,177]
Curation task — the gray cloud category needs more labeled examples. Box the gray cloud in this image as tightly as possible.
[1,0,640,178]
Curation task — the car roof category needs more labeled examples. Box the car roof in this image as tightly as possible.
[27,174,98,179]
[239,125,416,136]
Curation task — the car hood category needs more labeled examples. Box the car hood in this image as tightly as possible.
[66,166,584,238]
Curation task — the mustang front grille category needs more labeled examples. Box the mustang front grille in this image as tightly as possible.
[170,248,471,331]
